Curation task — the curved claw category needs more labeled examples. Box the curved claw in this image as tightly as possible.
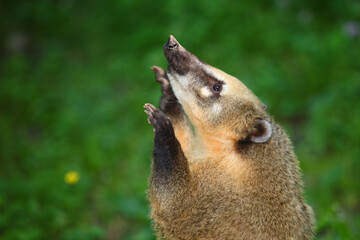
[144,103,159,126]
[151,66,169,85]
[144,103,171,130]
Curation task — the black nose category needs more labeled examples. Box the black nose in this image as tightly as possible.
[164,35,179,50]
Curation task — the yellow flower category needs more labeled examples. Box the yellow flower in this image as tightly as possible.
[64,171,80,184]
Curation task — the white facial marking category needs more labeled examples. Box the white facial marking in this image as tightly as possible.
[220,83,227,96]
[200,87,212,97]
[202,65,230,96]
[167,73,192,107]
[168,73,190,87]
[212,103,223,115]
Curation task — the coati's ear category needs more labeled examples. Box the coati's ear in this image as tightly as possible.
[249,119,273,143]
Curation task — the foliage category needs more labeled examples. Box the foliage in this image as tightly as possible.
[0,0,359,239]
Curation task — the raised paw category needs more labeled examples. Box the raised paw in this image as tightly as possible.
[151,66,171,93]
[152,66,182,115]
[144,103,172,132]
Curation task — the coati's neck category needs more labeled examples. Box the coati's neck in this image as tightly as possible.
[194,126,239,159]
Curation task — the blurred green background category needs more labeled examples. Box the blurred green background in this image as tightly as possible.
[0,0,359,239]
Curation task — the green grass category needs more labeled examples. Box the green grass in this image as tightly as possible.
[0,0,359,239]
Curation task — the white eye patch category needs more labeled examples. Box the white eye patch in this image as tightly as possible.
[219,83,227,96]
[200,87,212,97]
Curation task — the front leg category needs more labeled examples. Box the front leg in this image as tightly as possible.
[144,103,189,191]
[152,66,194,159]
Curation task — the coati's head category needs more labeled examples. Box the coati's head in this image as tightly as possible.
[164,35,272,144]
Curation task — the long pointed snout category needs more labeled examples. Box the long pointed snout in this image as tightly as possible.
[164,35,179,50]
[164,35,184,59]
[163,35,200,75]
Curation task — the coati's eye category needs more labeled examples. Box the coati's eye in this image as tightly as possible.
[212,84,222,93]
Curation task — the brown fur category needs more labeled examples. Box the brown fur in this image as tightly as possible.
[147,36,315,240]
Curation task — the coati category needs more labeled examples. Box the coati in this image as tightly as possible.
[144,35,315,240]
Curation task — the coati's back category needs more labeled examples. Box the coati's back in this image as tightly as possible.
[145,36,315,240]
